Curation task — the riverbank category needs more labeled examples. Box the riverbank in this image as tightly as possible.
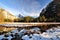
[0,26,16,35]
[0,26,60,40]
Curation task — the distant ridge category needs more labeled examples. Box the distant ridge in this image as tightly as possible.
[0,8,18,22]
[18,14,23,18]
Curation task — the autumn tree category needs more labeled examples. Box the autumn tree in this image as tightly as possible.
[23,16,34,22]
[39,15,47,22]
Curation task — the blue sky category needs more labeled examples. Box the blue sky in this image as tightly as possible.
[0,0,53,17]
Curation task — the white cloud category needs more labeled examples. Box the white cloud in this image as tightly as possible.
[28,13,40,17]
[19,0,41,17]
[20,0,41,12]
[19,9,40,17]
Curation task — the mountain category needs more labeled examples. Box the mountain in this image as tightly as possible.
[0,8,17,22]
[38,0,60,22]
[18,14,24,18]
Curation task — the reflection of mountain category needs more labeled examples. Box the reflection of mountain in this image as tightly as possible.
[39,1,60,22]
[0,8,17,22]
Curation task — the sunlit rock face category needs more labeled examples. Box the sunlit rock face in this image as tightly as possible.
[39,0,60,22]
[0,8,5,22]
[0,8,17,22]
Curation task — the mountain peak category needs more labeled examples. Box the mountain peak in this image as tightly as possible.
[18,14,23,18]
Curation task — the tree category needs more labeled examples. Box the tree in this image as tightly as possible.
[23,16,34,22]
[47,17,56,22]
[14,18,24,22]
[39,15,47,22]
[4,19,12,22]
